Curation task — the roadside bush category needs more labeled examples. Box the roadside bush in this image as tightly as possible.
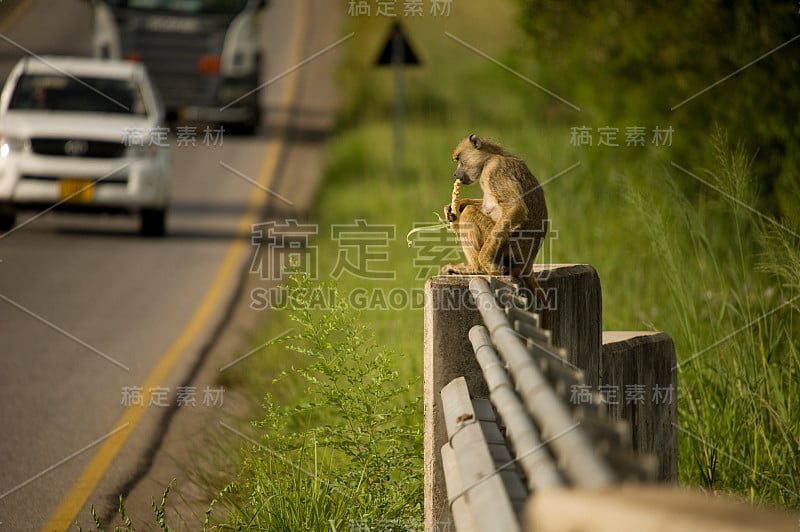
[208,272,422,531]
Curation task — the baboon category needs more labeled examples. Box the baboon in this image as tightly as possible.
[441,134,550,323]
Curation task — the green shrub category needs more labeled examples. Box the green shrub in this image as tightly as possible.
[208,272,422,531]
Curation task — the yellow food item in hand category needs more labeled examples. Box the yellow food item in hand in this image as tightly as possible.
[450,179,461,222]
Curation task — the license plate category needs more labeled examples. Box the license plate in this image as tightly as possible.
[60,179,94,203]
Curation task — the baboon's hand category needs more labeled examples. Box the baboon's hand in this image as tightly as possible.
[444,203,458,223]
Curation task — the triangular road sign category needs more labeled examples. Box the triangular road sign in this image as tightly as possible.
[375,21,421,66]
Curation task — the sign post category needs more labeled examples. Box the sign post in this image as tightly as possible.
[375,21,421,176]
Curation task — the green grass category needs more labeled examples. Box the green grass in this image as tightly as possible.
[624,131,800,503]
[208,272,422,530]
[210,0,800,526]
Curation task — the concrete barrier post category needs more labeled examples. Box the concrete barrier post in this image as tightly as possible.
[424,266,603,530]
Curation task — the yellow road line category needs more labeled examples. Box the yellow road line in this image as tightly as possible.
[0,0,33,32]
[41,1,310,529]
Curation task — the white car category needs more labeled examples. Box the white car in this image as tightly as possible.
[0,56,172,236]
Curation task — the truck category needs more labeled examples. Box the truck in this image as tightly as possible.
[89,0,268,134]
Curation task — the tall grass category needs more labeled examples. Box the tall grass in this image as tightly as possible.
[625,130,800,505]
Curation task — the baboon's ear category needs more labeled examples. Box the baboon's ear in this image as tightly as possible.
[469,134,482,150]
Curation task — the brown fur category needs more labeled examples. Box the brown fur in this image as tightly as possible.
[442,134,550,323]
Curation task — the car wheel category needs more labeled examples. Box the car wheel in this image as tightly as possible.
[140,208,166,237]
[0,205,16,232]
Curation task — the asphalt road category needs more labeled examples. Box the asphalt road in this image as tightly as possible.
[0,1,327,529]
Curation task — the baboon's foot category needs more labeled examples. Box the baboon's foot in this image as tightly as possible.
[480,262,507,276]
[441,263,479,275]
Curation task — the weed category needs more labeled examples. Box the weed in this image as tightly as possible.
[208,272,422,531]
[75,480,176,532]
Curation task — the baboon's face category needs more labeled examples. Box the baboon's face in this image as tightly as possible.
[453,157,474,184]
[452,137,482,185]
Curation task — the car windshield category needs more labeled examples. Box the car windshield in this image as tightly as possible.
[105,0,249,13]
[8,74,147,116]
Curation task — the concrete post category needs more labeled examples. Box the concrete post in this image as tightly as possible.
[601,331,678,482]
[424,265,603,530]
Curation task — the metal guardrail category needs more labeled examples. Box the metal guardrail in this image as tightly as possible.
[439,276,657,531]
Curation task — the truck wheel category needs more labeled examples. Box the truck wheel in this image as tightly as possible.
[223,106,261,136]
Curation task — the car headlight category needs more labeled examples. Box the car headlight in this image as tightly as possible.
[0,135,27,157]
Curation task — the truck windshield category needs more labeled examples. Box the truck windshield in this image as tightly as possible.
[8,74,147,116]
[105,0,249,13]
